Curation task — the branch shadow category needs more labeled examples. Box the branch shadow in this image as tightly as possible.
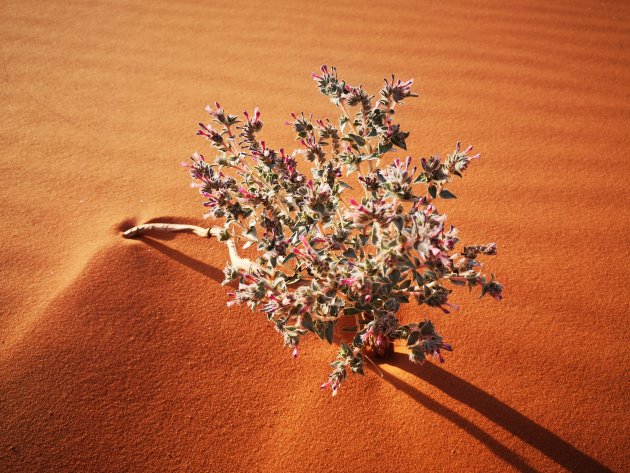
[378,352,612,473]
[140,236,225,284]
[370,362,538,472]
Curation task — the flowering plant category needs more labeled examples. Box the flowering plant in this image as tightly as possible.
[124,66,503,396]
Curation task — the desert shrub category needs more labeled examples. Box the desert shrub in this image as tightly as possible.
[126,65,503,396]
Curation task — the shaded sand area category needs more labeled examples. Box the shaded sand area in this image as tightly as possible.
[1,0,629,471]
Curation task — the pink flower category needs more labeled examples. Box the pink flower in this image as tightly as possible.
[484,243,497,255]
[321,377,340,396]
[238,187,255,199]
[360,326,375,344]
[339,277,357,286]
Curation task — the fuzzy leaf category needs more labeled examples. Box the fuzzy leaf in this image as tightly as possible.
[348,134,366,147]
[245,226,258,240]
[420,320,434,336]
[407,331,420,346]
[378,142,393,154]
[414,173,429,183]
[337,181,352,191]
[285,273,302,284]
[313,202,326,214]
[391,134,407,150]
[353,330,366,347]
[325,323,334,344]
[343,248,357,259]
[314,323,325,340]
[301,313,314,332]
[449,278,466,286]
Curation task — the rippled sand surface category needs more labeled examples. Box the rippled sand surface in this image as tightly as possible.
[1,0,629,471]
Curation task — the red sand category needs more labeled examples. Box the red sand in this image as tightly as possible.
[1,0,629,471]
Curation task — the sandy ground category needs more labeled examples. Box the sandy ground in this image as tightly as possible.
[1,0,629,471]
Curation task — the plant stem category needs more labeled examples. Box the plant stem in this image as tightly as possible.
[338,101,357,135]
[363,353,384,378]
[122,223,262,273]
[122,223,212,238]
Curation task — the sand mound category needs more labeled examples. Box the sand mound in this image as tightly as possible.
[1,237,617,472]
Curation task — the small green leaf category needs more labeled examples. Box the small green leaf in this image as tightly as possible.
[378,142,393,154]
[399,279,412,290]
[337,181,352,191]
[414,173,429,183]
[343,248,357,259]
[348,134,366,147]
[301,313,314,332]
[325,323,334,344]
[428,185,437,199]
[245,227,258,241]
[450,278,466,286]
[407,331,420,346]
[420,320,434,336]
[391,135,407,150]
[285,273,302,284]
[353,330,366,347]
[440,189,457,199]
[313,325,324,340]
[313,202,326,214]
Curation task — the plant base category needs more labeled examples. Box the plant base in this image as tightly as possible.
[363,334,394,358]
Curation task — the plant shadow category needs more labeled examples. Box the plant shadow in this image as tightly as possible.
[119,219,611,472]
[140,236,226,284]
[118,216,233,283]
[375,352,612,473]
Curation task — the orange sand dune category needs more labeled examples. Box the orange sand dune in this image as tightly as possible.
[1,0,629,471]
